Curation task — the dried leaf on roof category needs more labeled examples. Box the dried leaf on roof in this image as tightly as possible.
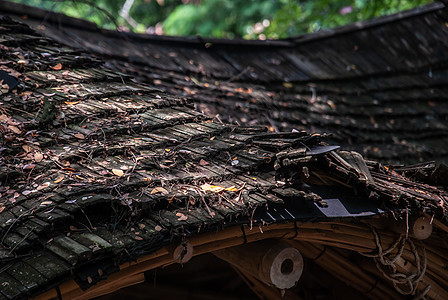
[112,169,124,177]
[52,63,63,70]
[151,187,169,195]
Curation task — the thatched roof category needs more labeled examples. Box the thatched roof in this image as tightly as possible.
[3,1,448,164]
[0,5,448,300]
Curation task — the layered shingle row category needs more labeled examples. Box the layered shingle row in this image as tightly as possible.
[4,1,447,163]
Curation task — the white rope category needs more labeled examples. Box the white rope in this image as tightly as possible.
[359,226,428,299]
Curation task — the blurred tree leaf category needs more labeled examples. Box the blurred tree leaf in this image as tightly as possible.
[13,0,433,38]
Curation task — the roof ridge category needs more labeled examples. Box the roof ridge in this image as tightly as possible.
[1,1,445,48]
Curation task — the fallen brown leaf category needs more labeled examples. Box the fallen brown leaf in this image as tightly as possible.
[65,101,80,105]
[199,159,209,166]
[151,187,169,195]
[8,125,21,134]
[34,152,43,162]
[23,164,36,170]
[176,212,188,221]
[74,133,85,139]
[52,63,63,70]
[224,186,238,192]
[112,169,124,177]
[54,175,65,184]
[201,183,224,193]
[22,145,33,152]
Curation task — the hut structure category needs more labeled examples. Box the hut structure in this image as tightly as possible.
[0,2,448,300]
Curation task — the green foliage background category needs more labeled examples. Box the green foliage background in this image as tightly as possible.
[12,0,432,39]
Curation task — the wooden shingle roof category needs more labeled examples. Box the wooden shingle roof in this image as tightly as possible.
[1,7,448,300]
[4,1,448,164]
